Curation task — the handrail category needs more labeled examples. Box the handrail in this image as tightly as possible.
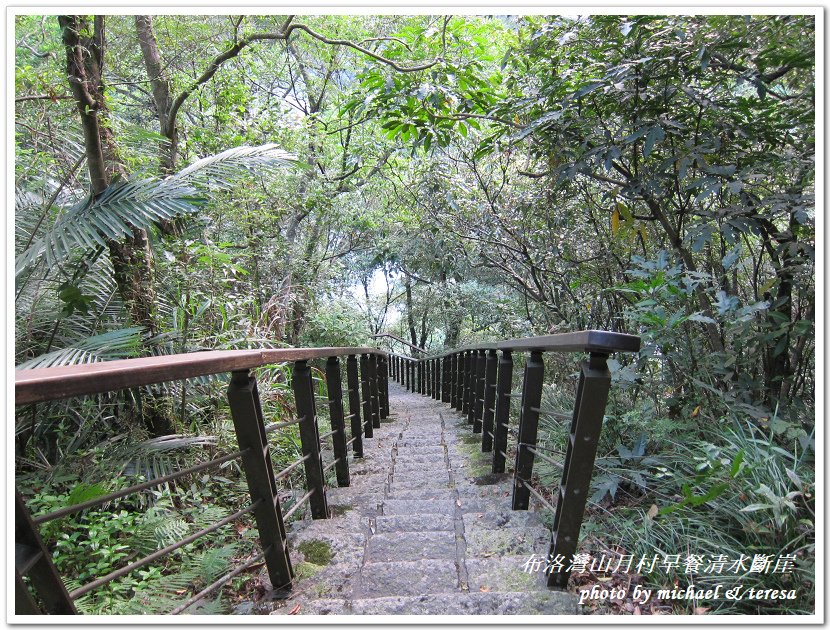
[392,329,640,360]
[386,329,640,590]
[14,345,390,615]
[15,347,385,405]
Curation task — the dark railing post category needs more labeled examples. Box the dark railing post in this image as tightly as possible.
[452,353,461,410]
[442,356,451,403]
[548,353,612,588]
[359,354,374,438]
[462,352,472,419]
[369,354,381,428]
[406,359,411,391]
[419,360,425,395]
[325,357,350,487]
[512,351,545,510]
[346,355,364,457]
[492,349,513,474]
[15,492,77,614]
[379,355,390,419]
[435,357,441,400]
[465,352,476,426]
[481,349,498,452]
[425,359,432,398]
[291,361,329,520]
[473,350,486,433]
[227,369,294,587]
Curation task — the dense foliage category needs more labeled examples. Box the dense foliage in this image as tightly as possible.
[15,14,815,615]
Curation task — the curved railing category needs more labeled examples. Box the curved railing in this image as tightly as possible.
[14,347,389,615]
[387,330,641,589]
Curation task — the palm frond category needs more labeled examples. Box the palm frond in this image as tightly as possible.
[166,144,300,191]
[16,327,144,369]
[15,144,299,276]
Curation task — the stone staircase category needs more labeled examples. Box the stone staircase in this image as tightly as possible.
[263,383,577,616]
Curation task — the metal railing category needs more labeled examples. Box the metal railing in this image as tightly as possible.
[14,346,389,615]
[388,330,640,589]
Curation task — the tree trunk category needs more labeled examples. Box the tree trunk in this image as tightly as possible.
[60,15,170,435]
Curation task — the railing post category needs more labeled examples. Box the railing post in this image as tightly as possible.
[436,357,441,400]
[15,492,77,614]
[227,369,294,587]
[473,350,486,433]
[481,349,498,452]
[492,349,514,474]
[346,355,363,457]
[360,355,374,438]
[325,357,350,487]
[442,356,451,403]
[379,355,390,419]
[291,361,329,520]
[419,360,425,395]
[461,352,472,419]
[512,351,545,510]
[369,354,381,428]
[548,353,612,588]
[425,359,432,398]
[405,359,410,391]
[452,353,461,410]
[465,352,476,426]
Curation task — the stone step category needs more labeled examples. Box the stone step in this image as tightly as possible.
[465,526,550,558]
[374,514,455,533]
[270,591,578,615]
[365,531,456,562]
[359,559,459,597]
[381,498,456,516]
[386,486,455,500]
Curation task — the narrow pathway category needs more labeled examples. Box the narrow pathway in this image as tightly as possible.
[265,383,577,615]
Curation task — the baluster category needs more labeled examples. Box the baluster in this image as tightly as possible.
[492,349,513,473]
[452,353,461,410]
[359,355,374,439]
[512,351,545,510]
[325,357,350,487]
[465,352,476,426]
[346,355,363,457]
[481,349,498,452]
[426,359,432,398]
[473,350,486,433]
[433,358,440,399]
[461,352,472,418]
[15,492,77,613]
[442,356,451,403]
[379,355,390,419]
[291,361,329,519]
[228,369,295,587]
[547,353,612,588]
[368,354,381,428]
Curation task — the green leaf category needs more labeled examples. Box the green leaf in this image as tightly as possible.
[643,125,665,157]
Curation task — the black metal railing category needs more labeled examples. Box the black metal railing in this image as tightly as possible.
[388,330,640,589]
[14,347,389,615]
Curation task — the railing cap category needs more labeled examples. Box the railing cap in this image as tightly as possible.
[406,330,641,360]
[15,347,385,405]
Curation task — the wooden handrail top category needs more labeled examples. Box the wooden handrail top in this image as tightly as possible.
[15,347,385,406]
[388,330,641,360]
